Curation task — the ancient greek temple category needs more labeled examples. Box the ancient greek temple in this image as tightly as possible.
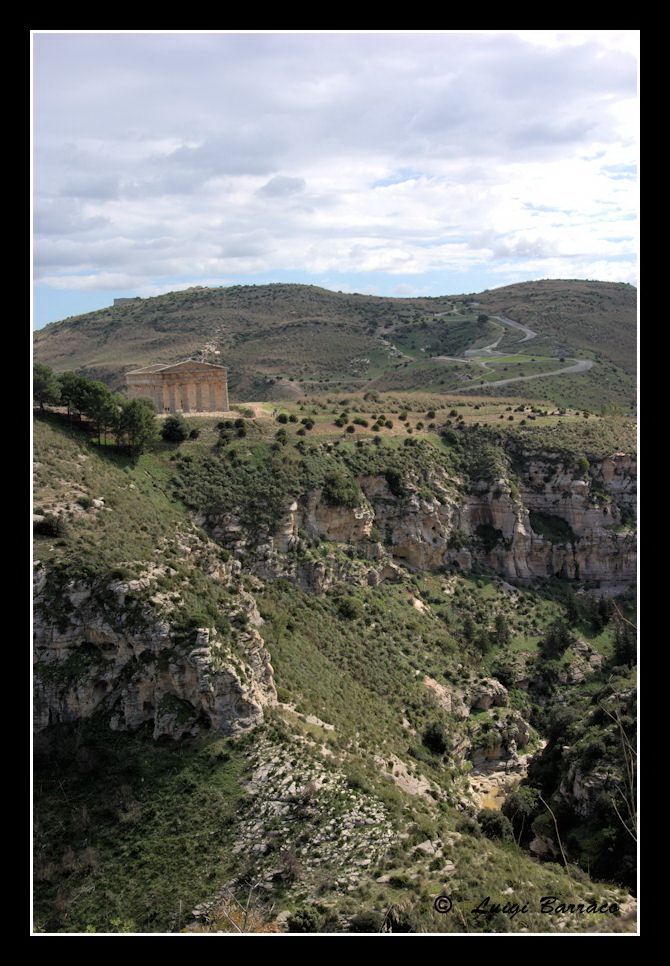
[125,360,230,414]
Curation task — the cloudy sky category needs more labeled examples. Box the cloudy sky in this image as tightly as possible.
[32,30,639,329]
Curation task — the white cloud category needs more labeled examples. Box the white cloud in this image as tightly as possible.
[32,30,638,323]
[257,175,307,197]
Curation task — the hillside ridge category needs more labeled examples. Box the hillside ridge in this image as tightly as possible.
[33,279,637,413]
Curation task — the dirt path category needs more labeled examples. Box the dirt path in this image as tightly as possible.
[449,357,593,393]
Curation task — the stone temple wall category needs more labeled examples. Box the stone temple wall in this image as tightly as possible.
[126,361,229,414]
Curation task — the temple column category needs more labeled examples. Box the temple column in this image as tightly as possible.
[206,379,215,412]
[195,379,204,412]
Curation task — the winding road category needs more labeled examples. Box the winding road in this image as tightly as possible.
[430,314,593,393]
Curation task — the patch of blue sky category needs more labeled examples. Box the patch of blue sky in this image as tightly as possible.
[602,164,637,180]
[371,168,425,189]
[523,203,576,215]
[33,286,126,328]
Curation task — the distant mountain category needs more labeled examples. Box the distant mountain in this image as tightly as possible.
[33,280,637,411]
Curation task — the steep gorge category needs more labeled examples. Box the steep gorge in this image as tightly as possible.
[32,412,638,932]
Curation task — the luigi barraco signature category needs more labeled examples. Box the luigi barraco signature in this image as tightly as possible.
[433,894,620,921]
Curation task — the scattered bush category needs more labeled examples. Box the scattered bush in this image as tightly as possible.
[455,815,482,838]
[322,471,362,508]
[348,911,381,933]
[287,907,323,933]
[161,414,191,443]
[477,808,514,842]
[422,721,448,756]
[34,514,68,538]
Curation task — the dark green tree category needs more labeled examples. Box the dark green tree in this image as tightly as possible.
[117,397,158,456]
[475,628,492,656]
[538,619,574,659]
[80,380,119,444]
[563,586,580,625]
[462,615,475,643]
[58,371,90,421]
[612,622,636,668]
[422,721,449,756]
[587,596,613,632]
[494,613,510,647]
[501,785,541,840]
[33,362,61,411]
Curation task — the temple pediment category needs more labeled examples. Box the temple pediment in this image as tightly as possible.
[127,360,227,375]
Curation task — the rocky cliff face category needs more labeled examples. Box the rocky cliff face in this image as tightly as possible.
[34,449,634,740]
[199,452,636,592]
[33,568,277,739]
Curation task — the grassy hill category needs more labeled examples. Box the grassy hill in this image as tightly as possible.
[473,280,637,375]
[33,398,637,933]
[33,280,637,413]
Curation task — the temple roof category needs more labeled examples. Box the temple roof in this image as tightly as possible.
[127,359,227,375]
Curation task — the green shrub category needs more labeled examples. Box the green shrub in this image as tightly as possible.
[160,414,190,443]
[322,471,362,508]
[529,511,576,544]
[287,907,323,933]
[348,911,381,933]
[337,595,364,620]
[422,721,448,756]
[34,514,68,538]
[455,815,482,837]
[477,808,514,842]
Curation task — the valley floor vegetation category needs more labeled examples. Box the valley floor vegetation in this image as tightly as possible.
[32,373,637,935]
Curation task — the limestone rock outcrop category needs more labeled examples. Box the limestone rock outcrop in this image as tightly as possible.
[33,569,276,739]
[197,452,636,593]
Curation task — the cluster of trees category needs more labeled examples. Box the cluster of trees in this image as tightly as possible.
[33,363,158,456]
